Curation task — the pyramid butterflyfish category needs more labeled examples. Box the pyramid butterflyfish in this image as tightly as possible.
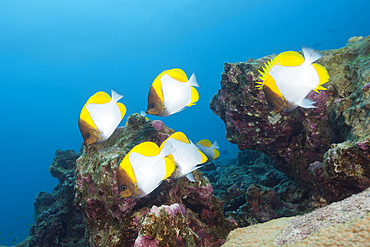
[256,46,329,116]
[144,68,199,117]
[160,132,208,182]
[78,89,126,145]
[196,139,220,163]
[117,141,176,199]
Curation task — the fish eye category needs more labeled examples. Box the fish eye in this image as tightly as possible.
[84,133,91,139]
[149,103,155,109]
[121,185,127,191]
[268,102,275,108]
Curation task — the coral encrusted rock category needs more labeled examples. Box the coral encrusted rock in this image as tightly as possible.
[23,149,86,247]
[74,114,237,247]
[209,150,308,227]
[210,35,370,203]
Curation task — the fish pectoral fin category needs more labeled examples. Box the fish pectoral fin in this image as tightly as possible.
[298,98,316,109]
[186,173,196,182]
[140,110,147,117]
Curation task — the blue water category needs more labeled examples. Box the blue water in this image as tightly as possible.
[0,0,369,245]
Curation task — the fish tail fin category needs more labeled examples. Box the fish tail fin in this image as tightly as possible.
[188,73,199,87]
[212,140,220,150]
[298,98,316,108]
[111,88,124,102]
[302,46,324,64]
[159,141,176,158]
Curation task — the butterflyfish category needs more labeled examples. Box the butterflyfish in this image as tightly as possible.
[160,132,207,182]
[78,89,126,145]
[145,68,199,116]
[196,139,220,163]
[117,141,176,198]
[256,46,329,115]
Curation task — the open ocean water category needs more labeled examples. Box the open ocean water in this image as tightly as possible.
[0,0,369,245]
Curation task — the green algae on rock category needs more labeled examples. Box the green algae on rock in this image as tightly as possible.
[210,35,370,203]
[74,113,236,247]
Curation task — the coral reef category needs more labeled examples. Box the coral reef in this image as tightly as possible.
[74,113,236,247]
[206,150,309,227]
[210,35,370,203]
[11,149,86,247]
[222,186,370,246]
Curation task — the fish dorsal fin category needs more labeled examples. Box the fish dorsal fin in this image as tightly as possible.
[275,51,304,66]
[117,103,127,120]
[256,59,283,98]
[131,141,160,156]
[119,150,137,185]
[167,68,188,82]
[312,64,329,93]
[88,91,112,104]
[80,91,111,129]
[197,139,213,148]
[187,86,199,107]
[257,72,284,99]
[170,132,190,144]
[152,71,167,101]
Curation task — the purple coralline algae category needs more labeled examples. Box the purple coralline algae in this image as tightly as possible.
[74,113,236,247]
[210,35,370,203]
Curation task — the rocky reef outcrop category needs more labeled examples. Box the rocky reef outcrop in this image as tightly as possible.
[15,149,87,247]
[74,114,236,247]
[210,35,370,203]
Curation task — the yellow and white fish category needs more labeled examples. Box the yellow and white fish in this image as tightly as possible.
[78,89,126,145]
[256,46,329,115]
[144,68,199,116]
[117,141,175,198]
[160,132,207,182]
[196,139,220,163]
